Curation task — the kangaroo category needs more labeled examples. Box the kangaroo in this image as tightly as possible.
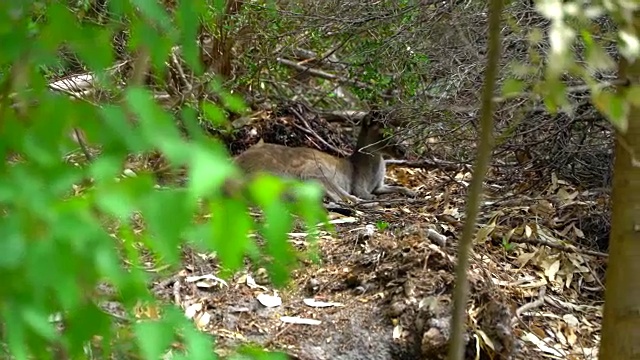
[232,111,415,204]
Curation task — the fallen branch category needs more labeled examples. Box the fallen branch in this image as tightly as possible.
[385,159,461,171]
[290,47,347,70]
[316,110,367,123]
[324,203,354,216]
[289,107,350,156]
[276,57,369,88]
[513,286,546,325]
[354,197,431,207]
[72,128,94,163]
[509,236,608,258]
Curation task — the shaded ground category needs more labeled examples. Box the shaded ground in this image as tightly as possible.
[99,107,602,360]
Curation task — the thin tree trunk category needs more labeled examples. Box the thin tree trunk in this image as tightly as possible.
[599,22,640,358]
[446,0,504,358]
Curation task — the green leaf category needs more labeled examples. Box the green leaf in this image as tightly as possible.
[0,219,26,269]
[582,30,615,71]
[135,320,175,360]
[66,303,111,357]
[26,239,85,311]
[3,306,29,360]
[39,4,76,54]
[248,175,296,285]
[0,17,28,63]
[249,174,286,206]
[106,0,134,17]
[183,222,211,250]
[593,91,629,132]
[539,76,568,114]
[291,180,327,230]
[202,102,228,127]
[177,0,205,73]
[289,181,327,264]
[141,189,194,264]
[125,87,161,123]
[182,323,217,360]
[527,28,544,44]
[95,182,136,218]
[626,85,640,107]
[210,197,252,272]
[619,25,640,62]
[72,24,115,71]
[262,201,296,286]
[376,221,389,231]
[94,239,128,288]
[235,345,291,360]
[212,0,227,13]
[125,87,186,162]
[182,106,208,141]
[129,20,175,73]
[0,1,317,358]
[501,78,525,98]
[22,307,57,342]
[222,93,247,114]
[129,0,172,32]
[91,156,124,186]
[99,105,147,153]
[188,145,237,197]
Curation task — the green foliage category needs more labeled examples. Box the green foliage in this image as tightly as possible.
[500,237,516,252]
[0,1,327,359]
[501,78,525,99]
[375,221,389,231]
[347,35,431,104]
[529,0,636,127]
[227,1,432,106]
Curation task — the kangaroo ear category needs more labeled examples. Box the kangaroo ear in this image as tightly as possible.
[363,109,391,128]
[246,138,265,150]
[360,113,371,127]
[371,108,407,128]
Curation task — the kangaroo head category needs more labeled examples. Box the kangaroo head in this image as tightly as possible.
[355,110,403,157]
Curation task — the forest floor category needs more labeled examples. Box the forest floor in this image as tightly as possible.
[125,108,608,360]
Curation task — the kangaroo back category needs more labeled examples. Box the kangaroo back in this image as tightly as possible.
[233,142,357,203]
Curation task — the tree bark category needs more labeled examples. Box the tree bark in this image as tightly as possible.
[599,16,640,358]
[446,0,504,358]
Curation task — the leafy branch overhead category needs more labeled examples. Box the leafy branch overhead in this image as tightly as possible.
[0,1,327,359]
